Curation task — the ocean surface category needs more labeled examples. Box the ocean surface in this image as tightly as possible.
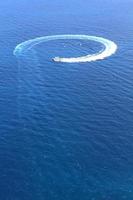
[0,0,133,199]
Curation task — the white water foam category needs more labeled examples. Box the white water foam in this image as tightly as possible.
[14,35,117,63]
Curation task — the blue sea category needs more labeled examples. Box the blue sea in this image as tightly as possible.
[0,0,133,199]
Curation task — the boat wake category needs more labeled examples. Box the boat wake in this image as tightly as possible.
[14,35,117,63]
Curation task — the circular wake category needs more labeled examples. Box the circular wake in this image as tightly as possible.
[14,35,117,63]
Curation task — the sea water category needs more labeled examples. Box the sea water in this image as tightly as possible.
[0,0,133,199]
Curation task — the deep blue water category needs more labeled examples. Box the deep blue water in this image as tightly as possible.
[0,0,133,199]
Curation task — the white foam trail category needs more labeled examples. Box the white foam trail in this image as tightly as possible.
[14,35,117,63]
